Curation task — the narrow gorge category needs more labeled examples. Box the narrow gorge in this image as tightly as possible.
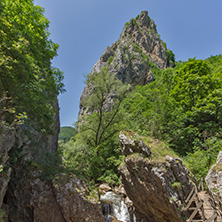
[1,6,222,222]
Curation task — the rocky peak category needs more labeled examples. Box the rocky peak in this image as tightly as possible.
[79,11,174,116]
[91,11,172,86]
[119,10,167,69]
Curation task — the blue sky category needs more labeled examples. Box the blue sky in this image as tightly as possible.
[34,0,222,127]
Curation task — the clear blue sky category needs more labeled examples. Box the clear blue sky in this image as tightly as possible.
[34,0,222,127]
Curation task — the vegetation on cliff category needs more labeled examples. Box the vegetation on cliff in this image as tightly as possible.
[0,0,65,134]
[60,68,130,183]
[60,55,222,185]
[60,11,222,185]
[122,56,222,179]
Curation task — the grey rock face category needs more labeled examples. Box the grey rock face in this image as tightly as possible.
[53,174,104,222]
[79,11,173,116]
[119,133,151,157]
[1,97,61,218]
[0,129,15,208]
[5,169,104,222]
[206,151,222,199]
[119,132,194,222]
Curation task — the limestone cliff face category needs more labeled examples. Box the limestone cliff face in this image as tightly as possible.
[206,151,222,203]
[0,97,105,222]
[4,170,104,222]
[118,132,194,222]
[79,11,174,116]
[0,98,60,219]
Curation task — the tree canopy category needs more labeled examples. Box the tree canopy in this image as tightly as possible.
[0,0,65,133]
[60,68,130,183]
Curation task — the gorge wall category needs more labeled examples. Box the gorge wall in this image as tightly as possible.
[0,98,105,222]
[0,10,205,222]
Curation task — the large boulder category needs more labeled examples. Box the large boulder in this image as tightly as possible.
[119,131,194,222]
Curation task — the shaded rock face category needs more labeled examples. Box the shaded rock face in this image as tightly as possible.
[206,151,222,199]
[79,11,173,116]
[119,132,194,222]
[0,129,15,208]
[5,170,65,222]
[0,98,60,218]
[53,174,104,222]
[4,170,104,222]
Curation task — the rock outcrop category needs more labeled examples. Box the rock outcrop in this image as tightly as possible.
[53,174,104,222]
[5,169,66,222]
[119,131,194,222]
[0,96,105,221]
[206,151,222,201]
[0,129,15,208]
[79,11,174,116]
[0,99,60,213]
[4,168,104,222]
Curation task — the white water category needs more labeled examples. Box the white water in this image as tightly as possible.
[101,191,131,222]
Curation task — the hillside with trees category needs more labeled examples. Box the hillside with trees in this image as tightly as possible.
[60,55,222,184]
[1,4,222,221]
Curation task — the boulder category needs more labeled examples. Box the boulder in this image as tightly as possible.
[119,131,194,222]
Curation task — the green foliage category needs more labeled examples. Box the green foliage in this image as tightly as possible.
[59,126,76,142]
[167,49,175,67]
[0,0,65,133]
[172,182,182,190]
[122,56,222,179]
[0,92,27,134]
[79,67,130,148]
[36,150,65,181]
[125,22,130,29]
[108,55,114,65]
[70,68,130,183]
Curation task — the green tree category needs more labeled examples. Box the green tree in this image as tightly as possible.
[0,0,64,133]
[170,59,219,112]
[78,67,130,149]
[76,67,130,182]
[59,126,76,142]
[168,59,222,154]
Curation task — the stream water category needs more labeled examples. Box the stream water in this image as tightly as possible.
[101,191,133,222]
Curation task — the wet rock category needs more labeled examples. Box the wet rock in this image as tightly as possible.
[99,183,112,194]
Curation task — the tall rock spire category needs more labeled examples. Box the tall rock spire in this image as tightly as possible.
[79,11,174,116]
